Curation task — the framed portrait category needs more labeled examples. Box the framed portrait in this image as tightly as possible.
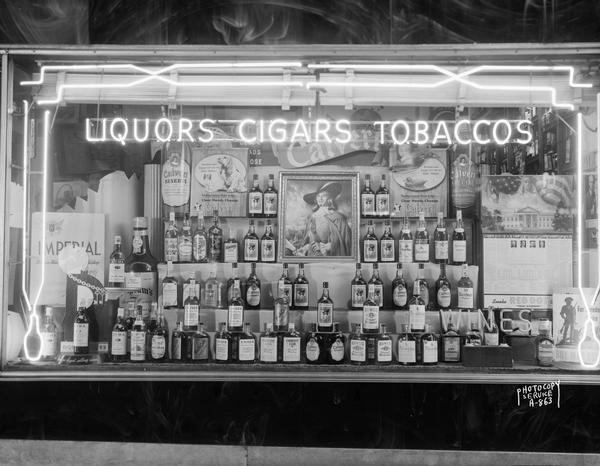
[278,172,359,263]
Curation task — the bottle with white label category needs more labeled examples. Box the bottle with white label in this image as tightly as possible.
[375,174,390,218]
[192,204,208,263]
[281,323,301,363]
[73,301,90,355]
[108,235,125,287]
[130,305,147,362]
[397,324,416,365]
[260,220,276,263]
[292,264,309,310]
[327,322,346,364]
[420,324,438,365]
[414,211,430,263]
[317,282,334,332]
[248,174,263,217]
[351,263,367,310]
[452,210,467,265]
[161,139,191,219]
[362,220,379,263]
[40,306,58,360]
[398,216,414,264]
[484,308,499,346]
[150,306,168,362]
[223,228,239,263]
[441,318,461,363]
[110,307,128,362]
[228,278,245,332]
[178,213,193,262]
[164,211,179,262]
[215,322,232,363]
[457,263,474,310]
[278,263,293,305]
[409,267,426,332]
[362,286,380,334]
[391,263,408,310]
[433,211,448,264]
[238,322,257,364]
[379,219,396,262]
[260,323,278,363]
[349,323,367,365]
[263,174,278,218]
[161,261,178,309]
[304,323,323,364]
[245,263,261,310]
[368,263,384,307]
[191,322,210,362]
[243,220,260,262]
[183,283,200,332]
[182,273,200,305]
[361,174,375,218]
[435,262,452,311]
[376,323,393,365]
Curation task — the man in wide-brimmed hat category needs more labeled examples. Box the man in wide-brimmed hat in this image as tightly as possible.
[559,296,576,345]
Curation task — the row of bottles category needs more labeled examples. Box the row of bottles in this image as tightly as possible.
[360,174,390,218]
[247,173,278,218]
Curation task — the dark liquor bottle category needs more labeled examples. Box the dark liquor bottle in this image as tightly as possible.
[317,281,334,332]
[391,263,408,310]
[376,323,393,365]
[362,286,380,334]
[73,301,90,354]
[414,211,430,263]
[245,263,261,310]
[171,322,185,361]
[260,323,278,363]
[409,266,426,332]
[362,220,378,263]
[164,211,179,262]
[273,289,290,333]
[228,278,245,332]
[466,322,482,346]
[108,235,126,287]
[361,174,375,218]
[150,306,168,362]
[161,261,178,309]
[226,263,240,304]
[238,322,257,364]
[368,263,384,307]
[349,323,367,365]
[536,319,554,367]
[433,211,448,264]
[351,263,367,310]
[182,273,199,306]
[327,322,346,364]
[130,305,146,362]
[260,220,277,263]
[147,302,158,333]
[40,307,58,361]
[292,263,309,310]
[441,317,461,362]
[183,282,200,331]
[215,322,232,363]
[178,212,193,262]
[452,209,467,265]
[207,210,223,263]
[375,174,390,218]
[278,263,293,303]
[397,324,416,365]
[247,174,263,218]
[420,324,438,365]
[281,322,301,364]
[398,215,413,264]
[304,323,323,364]
[192,204,208,263]
[379,219,395,262]
[223,228,239,263]
[110,307,127,362]
[484,308,499,346]
[457,264,474,310]
[243,220,260,262]
[435,262,452,311]
[263,174,278,218]
[191,322,210,362]
[124,300,136,356]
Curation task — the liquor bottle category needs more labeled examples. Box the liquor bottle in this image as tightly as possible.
[273,288,290,333]
[161,139,191,218]
[40,306,58,361]
[397,323,416,365]
[457,264,474,310]
[161,261,178,309]
[398,216,413,264]
[420,324,438,365]
[182,273,200,305]
[317,281,334,332]
[223,228,239,263]
[362,220,378,263]
[376,323,393,365]
[362,286,380,334]
[281,322,301,363]
[204,265,223,309]
[243,220,260,262]
[260,323,278,363]
[391,263,408,310]
[73,301,90,355]
[409,267,426,332]
[130,305,146,362]
[108,235,126,288]
[190,322,210,362]
[248,174,263,217]
[228,278,245,332]
[124,300,136,356]
[380,219,396,262]
[375,174,390,218]
[147,301,158,335]
[349,323,367,365]
[304,323,323,364]
[183,282,200,331]
[215,322,232,363]
[226,263,241,304]
[192,205,208,263]
[441,317,461,362]
[414,211,430,263]
[452,210,467,265]
[484,309,499,346]
[465,322,482,346]
[292,263,309,310]
[164,211,179,262]
[238,323,257,363]
[260,220,277,263]
[351,263,367,310]
[150,306,168,362]
[415,263,430,307]
[125,217,158,319]
[536,319,554,366]
[110,307,128,362]
[327,322,346,364]
[368,263,384,307]
[178,212,193,262]
[263,174,278,218]
[433,212,448,264]
[278,263,293,303]
[435,263,452,311]
[171,322,185,361]
[360,174,375,218]
[207,210,223,262]
[245,263,261,310]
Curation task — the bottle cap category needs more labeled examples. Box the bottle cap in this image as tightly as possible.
[133,217,148,229]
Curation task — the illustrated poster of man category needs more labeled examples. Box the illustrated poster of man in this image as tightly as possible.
[558,296,576,345]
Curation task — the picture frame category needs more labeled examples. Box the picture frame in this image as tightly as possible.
[278,172,359,263]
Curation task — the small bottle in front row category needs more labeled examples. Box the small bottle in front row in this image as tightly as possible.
[327,322,346,364]
[304,323,323,364]
[149,306,168,362]
[349,323,367,365]
[281,323,301,363]
[238,323,257,363]
[191,322,210,362]
[260,323,278,363]
[376,323,393,365]
[536,318,554,367]
[419,324,438,365]
[397,324,416,365]
[215,322,232,363]
[108,308,129,361]
[130,305,146,362]
[171,321,186,361]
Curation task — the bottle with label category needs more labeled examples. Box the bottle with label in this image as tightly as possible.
[171,322,186,362]
[317,282,334,332]
[466,322,482,346]
[327,322,346,364]
[243,220,260,262]
[435,262,452,311]
[420,324,438,365]
[349,323,367,365]
[164,211,179,262]
[178,213,193,262]
[238,323,257,364]
[161,261,178,309]
[182,273,200,305]
[207,210,223,263]
[273,288,290,333]
[40,306,58,361]
[226,263,241,304]
[362,286,380,334]
[362,220,379,263]
[73,301,90,354]
[292,263,309,310]
[183,282,200,331]
[263,174,278,218]
[192,204,208,263]
[228,278,245,332]
[150,306,168,362]
[536,319,554,366]
[351,263,367,310]
[361,174,375,218]
[398,216,413,264]
[441,317,461,362]
[414,211,430,263]
[260,323,278,363]
[433,212,448,264]
[376,323,393,365]
[409,266,426,332]
[260,220,277,263]
[391,263,408,310]
[484,308,499,346]
[191,322,210,362]
[248,174,263,217]
[124,300,136,356]
[223,228,239,263]
[108,235,126,287]
[368,263,384,307]
[278,263,293,304]
[304,323,323,364]
[281,322,301,363]
[416,263,430,307]
[110,307,128,362]
[215,322,232,363]
[245,263,261,310]
[147,302,158,334]
[457,264,474,310]
[397,324,416,365]
[375,174,390,218]
[452,210,467,265]
[380,219,396,262]
[130,305,147,362]
[161,140,191,218]
[204,265,223,309]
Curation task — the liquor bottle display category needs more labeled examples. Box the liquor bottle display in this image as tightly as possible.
[362,285,380,334]
[164,211,179,262]
[228,278,245,332]
[442,317,461,363]
[130,306,146,362]
[380,219,395,262]
[278,263,293,304]
[248,174,263,217]
[178,212,193,262]
[327,322,346,364]
[161,261,178,309]
[161,140,191,219]
[73,301,90,355]
[191,323,210,362]
[263,174,278,218]
[183,282,200,331]
[171,322,186,362]
[409,268,426,333]
[420,324,438,365]
[368,263,384,307]
[281,323,301,363]
[40,307,58,361]
[192,204,208,263]
[238,323,257,363]
[245,263,261,310]
[360,174,375,218]
[150,307,168,362]
[414,212,430,263]
[215,322,232,363]
[108,235,125,288]
[457,264,474,310]
[349,323,367,365]
[435,263,452,311]
[304,323,323,364]
[397,324,416,366]
[259,323,278,363]
[204,265,223,309]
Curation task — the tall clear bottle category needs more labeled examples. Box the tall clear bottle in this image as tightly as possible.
[161,140,191,219]
[192,204,208,263]
[362,286,380,334]
[414,211,430,263]
[150,306,168,362]
[204,265,223,309]
[409,266,426,333]
[178,212,193,262]
[435,262,452,311]
[278,263,293,303]
[183,282,200,331]
[130,305,147,362]
[161,261,178,310]
[223,228,240,263]
[228,278,245,332]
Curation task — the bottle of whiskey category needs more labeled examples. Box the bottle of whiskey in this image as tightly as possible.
[484,308,499,346]
[238,322,257,363]
[164,211,179,262]
[304,323,323,364]
[248,174,263,217]
[281,322,301,363]
[161,261,178,309]
[226,263,241,304]
[73,300,90,355]
[245,263,261,310]
[204,264,223,309]
[110,307,127,362]
[178,212,193,262]
[414,211,430,263]
[452,210,467,265]
[368,263,384,307]
[161,139,191,219]
[409,267,426,333]
[351,263,367,310]
[441,317,461,362]
[223,228,239,263]
[391,263,408,310]
[192,204,208,263]
[260,323,278,363]
[433,211,448,264]
[327,322,346,364]
[375,174,390,218]
[182,273,200,306]
[397,324,416,365]
[536,319,554,366]
[108,235,126,288]
[124,300,136,356]
[376,323,393,365]
[207,210,223,263]
[380,219,396,262]
[273,288,290,333]
[292,263,309,310]
[40,307,58,361]
[435,262,452,311]
[278,263,293,303]
[183,282,200,331]
[130,305,146,362]
[398,215,413,264]
[215,322,232,363]
[362,286,380,334]
[243,220,259,262]
[263,174,278,218]
[190,322,210,362]
[260,220,277,263]
[466,322,482,346]
[171,322,185,361]
[228,278,245,332]
[349,323,367,365]
[415,263,430,307]
[420,324,438,365]
[150,306,168,362]
[457,264,474,310]
[147,302,158,333]
[361,174,375,218]
[317,281,334,332]
[362,220,379,263]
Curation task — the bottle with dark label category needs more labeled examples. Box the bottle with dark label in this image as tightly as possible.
[409,266,426,332]
[452,210,467,265]
[223,228,239,263]
[207,210,223,263]
[178,212,193,262]
[273,288,290,333]
[108,235,125,287]
[110,307,127,362]
[278,263,293,304]
[228,278,245,332]
[243,220,260,262]
[375,174,390,218]
[171,321,185,361]
[398,215,413,264]
[304,323,323,364]
[183,281,200,331]
[361,174,375,218]
[466,322,482,346]
[150,306,168,362]
[161,140,191,219]
[484,308,499,346]
[351,263,367,310]
[281,322,301,363]
[161,261,178,309]
[441,317,461,362]
[263,174,278,218]
[362,285,380,334]
[349,323,367,365]
[192,204,208,263]
[457,264,474,310]
[397,323,416,365]
[376,323,393,365]
[245,263,261,310]
[379,219,395,262]
[260,323,278,363]
[73,300,90,354]
[260,220,277,263]
[248,174,263,217]
[433,212,448,264]
[292,263,309,310]
[164,211,179,262]
[536,319,554,366]
[420,324,438,365]
[435,262,452,311]
[327,322,346,364]
[215,322,232,363]
[317,281,334,332]
[130,305,146,362]
[238,323,257,364]
[191,322,210,362]
[40,307,58,361]
[362,220,379,263]
[368,263,384,307]
[391,263,408,310]
[414,211,430,263]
